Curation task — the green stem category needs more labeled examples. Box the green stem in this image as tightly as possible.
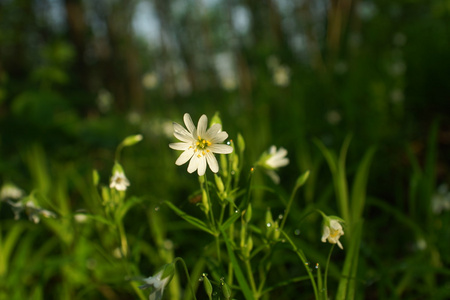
[174,257,198,300]
[281,230,319,300]
[117,219,128,258]
[227,203,235,286]
[244,259,258,298]
[324,244,335,300]
[203,174,216,229]
[279,184,300,231]
[203,175,220,263]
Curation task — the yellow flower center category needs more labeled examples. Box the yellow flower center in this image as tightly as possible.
[191,137,212,158]
[196,137,211,150]
[330,229,339,238]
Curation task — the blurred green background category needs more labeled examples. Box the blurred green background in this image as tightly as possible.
[1,0,450,299]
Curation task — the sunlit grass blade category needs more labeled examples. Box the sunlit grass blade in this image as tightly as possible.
[115,196,143,221]
[0,224,26,277]
[220,227,254,300]
[221,210,240,231]
[350,146,376,224]
[336,220,363,300]
[164,201,215,235]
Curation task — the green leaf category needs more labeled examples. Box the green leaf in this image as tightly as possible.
[0,224,26,276]
[336,220,363,300]
[115,196,143,222]
[294,170,310,190]
[221,210,241,231]
[350,146,376,224]
[313,139,337,174]
[219,228,255,300]
[164,201,215,235]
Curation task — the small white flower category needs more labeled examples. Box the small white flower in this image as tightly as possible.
[169,113,233,176]
[431,184,450,214]
[109,171,130,191]
[0,183,25,201]
[259,146,289,184]
[140,263,175,300]
[265,146,289,169]
[273,65,290,87]
[321,219,345,249]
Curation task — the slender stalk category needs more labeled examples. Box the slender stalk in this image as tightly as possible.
[174,257,198,300]
[324,244,335,300]
[244,259,258,298]
[117,220,129,257]
[227,203,235,285]
[279,185,300,231]
[203,175,221,262]
[281,230,319,300]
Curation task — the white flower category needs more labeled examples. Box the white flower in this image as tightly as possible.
[321,219,344,249]
[431,184,450,214]
[265,146,289,169]
[140,263,175,300]
[273,65,290,87]
[169,113,233,176]
[109,171,130,191]
[259,146,289,184]
[0,183,24,201]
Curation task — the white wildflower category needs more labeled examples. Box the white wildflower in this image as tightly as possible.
[169,113,233,176]
[140,263,175,300]
[321,219,345,250]
[258,146,289,184]
[109,171,130,191]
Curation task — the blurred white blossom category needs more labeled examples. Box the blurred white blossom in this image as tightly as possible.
[432,184,450,214]
[110,171,130,191]
[258,146,289,184]
[142,71,159,89]
[96,88,113,113]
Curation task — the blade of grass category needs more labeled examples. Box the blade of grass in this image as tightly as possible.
[350,146,376,224]
[220,227,254,300]
[164,201,215,235]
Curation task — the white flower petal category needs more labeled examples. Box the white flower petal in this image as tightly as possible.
[266,170,280,184]
[209,131,228,143]
[187,155,200,173]
[205,152,219,173]
[183,113,196,136]
[208,144,233,154]
[173,122,193,143]
[169,142,191,150]
[175,149,194,166]
[197,115,208,137]
[321,226,330,242]
[197,156,207,176]
[205,123,222,138]
[269,145,277,155]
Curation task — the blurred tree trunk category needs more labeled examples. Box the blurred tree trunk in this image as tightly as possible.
[326,0,353,63]
[295,2,325,72]
[153,0,177,99]
[105,0,144,111]
[64,0,89,89]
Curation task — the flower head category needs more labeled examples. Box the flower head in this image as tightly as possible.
[258,146,289,184]
[109,171,130,191]
[321,218,345,249]
[140,263,175,300]
[8,196,56,223]
[109,163,130,191]
[0,182,25,201]
[169,113,233,176]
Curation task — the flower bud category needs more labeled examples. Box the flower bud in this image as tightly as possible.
[120,134,143,147]
[202,273,213,300]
